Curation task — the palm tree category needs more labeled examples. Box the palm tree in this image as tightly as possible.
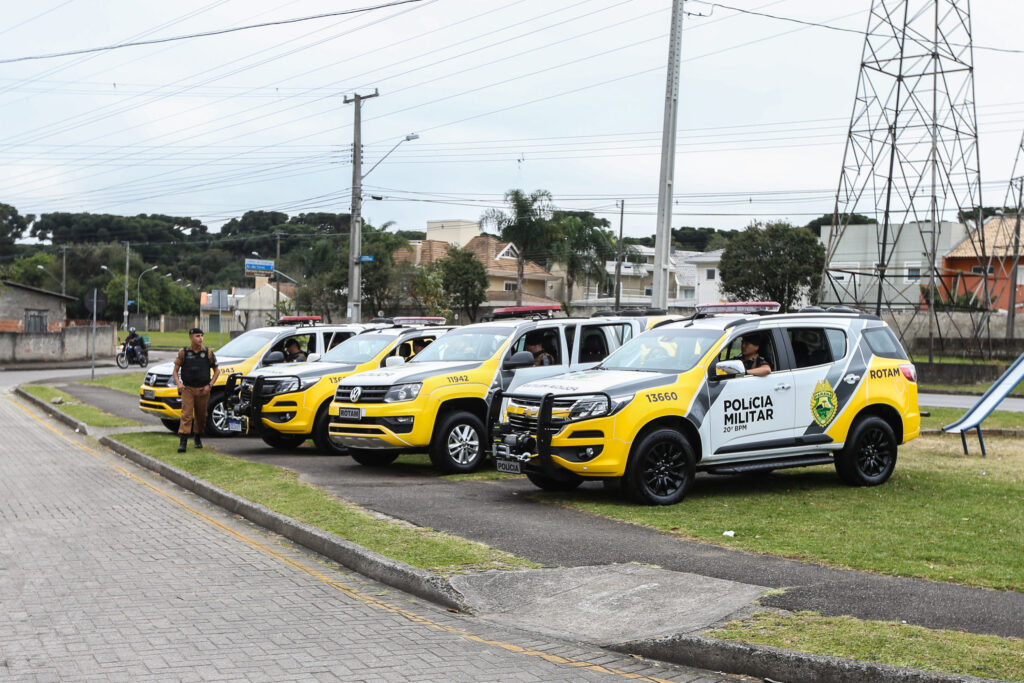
[549,214,617,308]
[482,189,554,306]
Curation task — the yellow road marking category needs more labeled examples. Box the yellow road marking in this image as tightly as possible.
[8,396,680,682]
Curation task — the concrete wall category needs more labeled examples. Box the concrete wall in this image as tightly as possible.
[0,325,116,363]
[881,310,1024,359]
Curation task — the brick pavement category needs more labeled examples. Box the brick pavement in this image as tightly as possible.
[0,393,742,683]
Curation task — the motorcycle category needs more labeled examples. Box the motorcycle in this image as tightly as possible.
[116,340,149,368]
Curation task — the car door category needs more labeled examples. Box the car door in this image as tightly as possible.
[705,327,795,459]
[786,325,849,441]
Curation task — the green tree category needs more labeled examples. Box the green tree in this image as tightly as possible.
[398,263,452,319]
[549,213,616,305]
[0,203,31,249]
[482,189,554,306]
[437,246,488,322]
[719,221,825,312]
[804,212,876,238]
[360,227,408,318]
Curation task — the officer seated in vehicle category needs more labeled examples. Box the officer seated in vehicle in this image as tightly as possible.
[731,334,772,377]
[284,339,307,363]
[524,332,555,367]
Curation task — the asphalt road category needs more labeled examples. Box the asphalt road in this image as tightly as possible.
[57,377,1024,641]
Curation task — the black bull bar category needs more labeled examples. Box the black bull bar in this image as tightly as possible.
[224,372,303,435]
[489,390,612,476]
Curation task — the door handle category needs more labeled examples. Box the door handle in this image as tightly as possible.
[844,373,861,385]
[773,383,792,391]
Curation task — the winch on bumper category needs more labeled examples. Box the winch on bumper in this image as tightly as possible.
[490,391,610,478]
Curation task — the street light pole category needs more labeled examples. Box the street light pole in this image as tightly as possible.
[136,265,159,321]
[35,265,62,290]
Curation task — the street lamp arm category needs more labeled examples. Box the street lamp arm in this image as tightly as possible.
[362,133,418,180]
[35,265,62,289]
[273,269,297,284]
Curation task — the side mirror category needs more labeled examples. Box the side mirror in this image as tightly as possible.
[306,352,321,363]
[384,356,406,367]
[714,359,746,378]
[504,350,536,370]
[264,350,286,366]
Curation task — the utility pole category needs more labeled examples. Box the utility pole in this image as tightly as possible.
[345,89,379,324]
[275,232,281,316]
[614,200,625,311]
[123,242,130,330]
[1008,178,1023,341]
[650,0,685,311]
[60,245,66,295]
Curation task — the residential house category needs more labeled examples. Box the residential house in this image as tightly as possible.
[0,280,77,332]
[942,215,1024,311]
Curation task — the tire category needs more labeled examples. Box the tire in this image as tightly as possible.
[205,394,236,437]
[115,351,129,369]
[624,428,696,505]
[835,416,897,486]
[137,350,148,368]
[429,411,486,474]
[160,418,180,433]
[526,470,583,491]
[350,449,399,467]
[259,431,306,449]
[312,404,347,455]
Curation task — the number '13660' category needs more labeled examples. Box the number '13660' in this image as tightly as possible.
[645,391,678,403]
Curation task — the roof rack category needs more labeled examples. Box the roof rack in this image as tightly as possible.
[695,302,780,315]
[277,315,322,326]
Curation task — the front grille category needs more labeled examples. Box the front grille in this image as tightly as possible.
[507,413,537,432]
[507,396,578,433]
[334,385,391,403]
[144,372,173,387]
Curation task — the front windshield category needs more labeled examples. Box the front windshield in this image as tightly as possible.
[601,328,723,373]
[411,328,512,362]
[321,333,393,364]
[215,330,277,358]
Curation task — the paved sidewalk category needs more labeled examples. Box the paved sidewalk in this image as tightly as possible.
[0,394,735,682]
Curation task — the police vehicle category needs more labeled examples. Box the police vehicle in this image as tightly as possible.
[139,317,367,436]
[327,315,667,473]
[493,307,922,504]
[228,322,450,453]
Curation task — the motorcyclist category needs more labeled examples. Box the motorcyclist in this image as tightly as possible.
[124,327,142,362]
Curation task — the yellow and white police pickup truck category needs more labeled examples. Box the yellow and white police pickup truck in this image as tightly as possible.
[493,310,921,504]
[228,324,451,453]
[327,316,661,473]
[139,319,365,436]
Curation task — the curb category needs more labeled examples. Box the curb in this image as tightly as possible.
[613,634,1002,683]
[97,435,468,613]
[14,386,92,435]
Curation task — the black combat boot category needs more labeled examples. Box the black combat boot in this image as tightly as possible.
[177,435,188,453]
[194,433,203,449]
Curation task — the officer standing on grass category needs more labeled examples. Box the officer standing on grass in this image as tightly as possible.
[172,328,220,453]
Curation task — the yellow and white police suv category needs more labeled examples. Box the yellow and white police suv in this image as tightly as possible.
[493,309,921,504]
[327,316,656,473]
[229,323,450,453]
[139,318,364,436]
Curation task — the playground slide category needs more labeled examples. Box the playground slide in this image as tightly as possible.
[941,352,1024,454]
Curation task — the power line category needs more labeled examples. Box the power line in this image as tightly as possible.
[0,0,428,64]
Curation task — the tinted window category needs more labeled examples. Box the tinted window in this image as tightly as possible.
[718,331,778,371]
[863,327,908,360]
[788,328,833,368]
[825,329,847,360]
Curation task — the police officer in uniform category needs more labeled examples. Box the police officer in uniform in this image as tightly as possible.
[524,332,554,367]
[732,334,772,377]
[173,328,220,452]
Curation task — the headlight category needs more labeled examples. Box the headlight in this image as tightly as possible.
[275,377,318,394]
[566,394,633,422]
[384,382,421,403]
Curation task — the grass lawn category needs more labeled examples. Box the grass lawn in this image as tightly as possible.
[544,435,1024,591]
[707,611,1024,682]
[920,407,1023,431]
[81,371,147,395]
[111,431,536,573]
[22,385,139,427]
[118,330,227,351]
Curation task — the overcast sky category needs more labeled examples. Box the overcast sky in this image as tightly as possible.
[2,0,1022,242]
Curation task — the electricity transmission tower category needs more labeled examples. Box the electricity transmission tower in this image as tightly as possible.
[821,0,988,358]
